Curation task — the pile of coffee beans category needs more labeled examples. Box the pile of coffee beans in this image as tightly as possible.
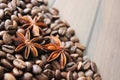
[0,0,102,80]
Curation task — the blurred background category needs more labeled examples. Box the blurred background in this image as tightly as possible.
[49,0,120,80]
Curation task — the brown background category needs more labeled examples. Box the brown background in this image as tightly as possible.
[49,0,120,80]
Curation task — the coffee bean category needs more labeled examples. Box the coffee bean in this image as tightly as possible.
[15,54,24,60]
[61,72,67,78]
[0,0,7,3]
[85,70,93,77]
[55,69,61,79]
[26,3,33,8]
[12,67,23,77]
[70,36,79,43]
[65,41,73,48]
[75,43,86,51]
[94,73,101,78]
[17,28,25,34]
[25,62,32,71]
[23,72,33,80]
[49,8,59,15]
[35,73,48,80]
[76,49,83,57]
[1,59,13,69]
[78,72,85,77]
[66,62,77,71]
[0,3,7,9]
[91,61,97,73]
[0,21,4,30]
[44,18,51,25]
[60,37,68,42]
[23,8,31,14]
[13,59,26,69]
[66,28,75,38]
[41,55,47,64]
[0,50,6,58]
[31,0,38,5]
[67,71,73,80]
[35,60,44,68]
[44,64,52,69]
[40,5,48,12]
[86,77,92,80]
[31,8,40,16]
[32,65,42,74]
[4,73,16,80]
[43,69,54,79]
[94,76,101,80]
[51,61,60,70]
[3,32,12,44]
[77,76,86,80]
[77,61,82,71]
[6,53,15,61]
[70,46,77,52]
[2,45,15,53]
[83,61,91,70]
[58,27,67,36]
[73,72,78,80]
[0,66,4,79]
[11,15,18,21]
[0,9,4,19]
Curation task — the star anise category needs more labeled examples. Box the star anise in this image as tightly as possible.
[19,15,47,36]
[45,36,67,69]
[14,30,43,59]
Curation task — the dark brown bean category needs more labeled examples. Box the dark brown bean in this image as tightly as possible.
[49,8,59,15]
[77,76,86,80]
[94,76,101,80]
[73,72,78,80]
[51,61,60,70]
[23,72,33,80]
[78,72,85,77]
[25,62,32,71]
[12,67,23,77]
[31,8,40,16]
[67,71,73,80]
[32,65,42,74]
[35,60,44,68]
[4,19,12,29]
[41,55,47,64]
[13,59,26,69]
[23,8,31,14]
[0,66,4,79]
[58,27,67,36]
[6,53,15,61]
[85,70,93,77]
[43,69,54,79]
[83,61,91,70]
[70,46,77,52]
[2,45,15,53]
[3,32,12,44]
[75,43,86,51]
[0,9,4,19]
[0,50,6,58]
[35,73,48,80]
[1,59,13,69]
[11,15,18,21]
[66,62,77,71]
[77,61,82,71]
[66,28,75,38]
[61,72,67,78]
[4,73,16,80]
[15,54,24,60]
[70,36,79,43]
[0,3,7,9]
[55,69,61,79]
[91,61,97,73]
[44,64,52,69]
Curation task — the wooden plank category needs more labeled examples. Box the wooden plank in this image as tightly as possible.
[53,0,100,46]
[86,0,120,80]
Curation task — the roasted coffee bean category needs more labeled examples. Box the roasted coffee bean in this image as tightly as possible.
[66,28,75,38]
[70,46,77,52]
[0,40,3,46]
[67,71,73,80]
[13,59,26,69]
[0,66,4,79]
[35,73,48,80]
[31,0,38,5]
[45,28,51,35]
[77,61,82,71]
[0,3,7,9]
[75,43,86,51]
[32,65,42,74]
[77,76,86,80]
[43,69,54,79]
[65,41,73,48]
[0,31,6,37]
[15,54,24,60]
[66,62,77,71]
[23,8,31,14]
[23,72,33,80]
[55,69,61,79]
[5,19,12,28]
[86,77,92,80]
[78,72,85,77]
[44,64,52,69]
[44,18,51,25]
[83,56,90,61]
[35,60,44,68]
[4,73,16,80]
[2,45,15,53]
[31,8,40,16]
[0,0,7,3]
[0,21,4,30]
[94,76,101,80]
[11,15,18,21]
[76,49,83,57]
[73,72,78,80]
[41,55,47,64]
[12,67,23,77]
[0,9,4,19]
[26,3,33,8]
[17,7,23,13]
[51,30,58,35]
[60,36,68,42]
[58,27,67,36]
[40,5,48,12]
[83,61,91,70]
[25,61,32,71]
[91,61,97,73]
[49,8,59,15]
[6,53,15,61]
[71,53,79,59]
[0,50,6,58]
[3,32,12,44]
[85,70,93,77]
[51,61,60,70]
[53,23,66,30]
[1,59,13,69]
[70,36,79,43]
[17,28,25,34]
[61,72,67,78]
[94,73,101,78]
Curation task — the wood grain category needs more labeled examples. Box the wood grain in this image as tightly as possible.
[53,0,99,46]
[86,0,120,80]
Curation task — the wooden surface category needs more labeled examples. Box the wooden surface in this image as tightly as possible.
[49,0,120,80]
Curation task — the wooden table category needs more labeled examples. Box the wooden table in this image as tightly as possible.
[49,0,120,80]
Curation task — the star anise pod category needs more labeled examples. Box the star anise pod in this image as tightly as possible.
[14,30,43,59]
[19,15,47,36]
[45,36,67,69]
